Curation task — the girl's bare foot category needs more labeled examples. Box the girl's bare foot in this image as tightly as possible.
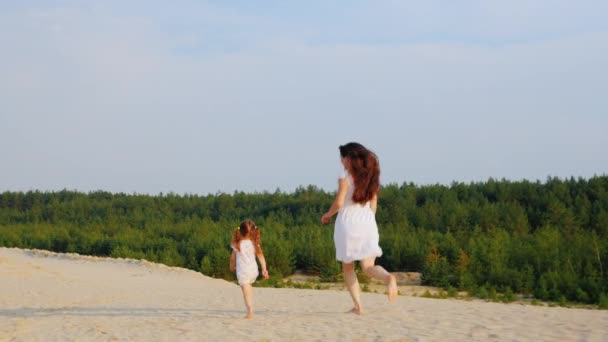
[245,311,254,319]
[387,274,398,301]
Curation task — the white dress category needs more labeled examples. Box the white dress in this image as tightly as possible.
[334,170,383,263]
[232,240,259,286]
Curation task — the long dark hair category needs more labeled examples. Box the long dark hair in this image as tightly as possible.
[339,142,380,204]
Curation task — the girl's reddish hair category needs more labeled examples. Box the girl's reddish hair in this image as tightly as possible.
[231,219,262,254]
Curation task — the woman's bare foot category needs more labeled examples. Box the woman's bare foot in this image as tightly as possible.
[387,274,398,301]
[348,306,364,315]
[245,311,254,319]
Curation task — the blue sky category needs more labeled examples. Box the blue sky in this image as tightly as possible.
[1,1,607,194]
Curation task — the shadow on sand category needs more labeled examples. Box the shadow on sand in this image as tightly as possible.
[0,306,345,319]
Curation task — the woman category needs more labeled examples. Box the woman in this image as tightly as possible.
[321,142,397,315]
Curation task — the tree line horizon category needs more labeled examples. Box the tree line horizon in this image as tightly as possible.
[1,175,607,306]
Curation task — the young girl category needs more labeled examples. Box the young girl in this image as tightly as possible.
[229,219,269,319]
[321,142,398,315]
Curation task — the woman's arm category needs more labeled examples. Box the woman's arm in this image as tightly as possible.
[256,252,269,279]
[229,250,236,272]
[370,193,378,214]
[321,177,348,224]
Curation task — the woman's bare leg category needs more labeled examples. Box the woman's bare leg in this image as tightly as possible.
[360,257,398,301]
[241,284,254,318]
[342,262,363,314]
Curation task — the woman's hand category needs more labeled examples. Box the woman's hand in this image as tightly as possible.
[321,178,347,225]
[321,212,331,224]
[262,269,269,280]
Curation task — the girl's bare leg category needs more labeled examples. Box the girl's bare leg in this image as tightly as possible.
[343,262,363,314]
[241,284,254,318]
[360,257,398,301]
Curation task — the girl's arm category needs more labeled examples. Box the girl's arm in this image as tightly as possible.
[321,178,348,224]
[256,252,269,279]
[229,250,236,272]
[370,193,378,214]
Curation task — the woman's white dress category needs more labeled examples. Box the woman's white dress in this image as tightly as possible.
[334,170,383,263]
[232,239,259,286]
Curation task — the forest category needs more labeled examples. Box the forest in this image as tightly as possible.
[1,176,607,306]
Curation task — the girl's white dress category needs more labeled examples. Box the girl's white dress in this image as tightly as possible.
[334,170,383,263]
[232,239,259,286]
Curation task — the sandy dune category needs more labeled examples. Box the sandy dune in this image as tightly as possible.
[1,247,607,341]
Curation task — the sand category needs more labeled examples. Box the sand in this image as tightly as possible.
[1,247,607,341]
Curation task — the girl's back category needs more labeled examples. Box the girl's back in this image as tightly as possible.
[234,239,259,286]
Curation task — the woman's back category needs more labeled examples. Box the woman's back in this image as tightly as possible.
[341,171,372,209]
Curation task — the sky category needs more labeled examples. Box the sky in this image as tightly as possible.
[1,1,607,195]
